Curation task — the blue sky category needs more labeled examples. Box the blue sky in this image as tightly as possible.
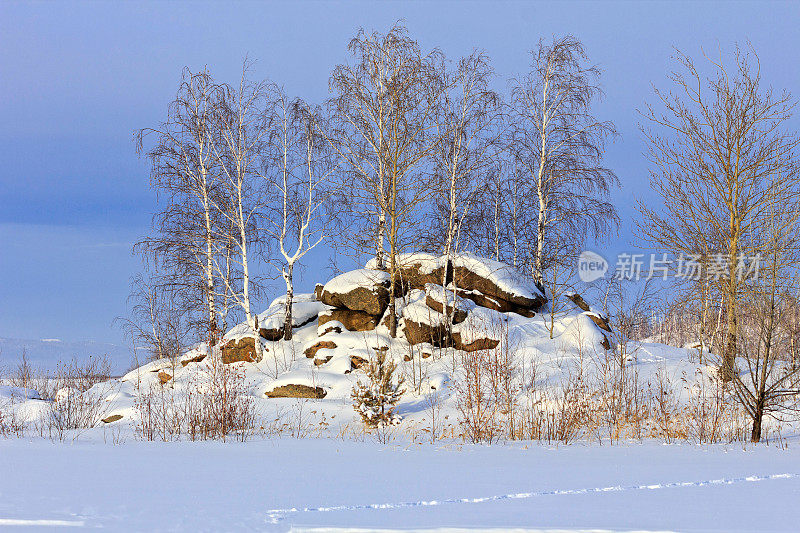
[1,0,799,346]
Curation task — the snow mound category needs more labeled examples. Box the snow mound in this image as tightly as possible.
[224,293,329,340]
[323,269,390,295]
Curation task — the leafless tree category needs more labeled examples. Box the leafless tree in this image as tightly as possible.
[732,178,800,442]
[326,22,448,336]
[119,271,190,375]
[638,45,800,381]
[206,62,273,359]
[429,51,501,260]
[134,68,226,345]
[509,35,618,288]
[263,91,339,340]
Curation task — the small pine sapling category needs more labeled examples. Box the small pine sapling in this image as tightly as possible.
[351,348,405,429]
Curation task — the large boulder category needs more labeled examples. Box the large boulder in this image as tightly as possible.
[259,327,284,341]
[566,293,612,332]
[221,337,263,364]
[318,308,380,332]
[266,384,327,399]
[450,253,546,311]
[450,307,503,352]
[403,317,452,348]
[320,269,391,315]
[304,340,337,359]
[452,288,534,317]
[258,301,322,340]
[451,331,500,352]
[222,294,326,343]
[400,292,452,347]
[392,254,445,296]
[424,284,469,324]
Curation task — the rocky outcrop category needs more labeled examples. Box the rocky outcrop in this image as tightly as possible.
[304,340,337,359]
[259,327,284,341]
[403,317,452,348]
[319,323,342,336]
[451,262,546,311]
[314,355,333,366]
[350,355,368,370]
[318,308,380,332]
[588,313,612,333]
[180,353,206,367]
[451,331,500,352]
[566,293,612,332]
[601,334,611,350]
[449,288,532,318]
[314,283,325,301]
[320,269,391,315]
[567,293,591,312]
[424,292,468,324]
[259,313,318,341]
[392,257,445,295]
[221,337,262,364]
[266,384,327,399]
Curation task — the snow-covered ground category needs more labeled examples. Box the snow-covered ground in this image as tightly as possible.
[0,437,798,531]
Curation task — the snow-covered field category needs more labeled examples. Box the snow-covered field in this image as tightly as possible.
[0,437,798,531]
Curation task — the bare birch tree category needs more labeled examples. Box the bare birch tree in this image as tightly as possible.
[264,91,338,340]
[430,51,501,260]
[134,67,225,345]
[509,35,618,288]
[327,22,447,336]
[207,64,272,359]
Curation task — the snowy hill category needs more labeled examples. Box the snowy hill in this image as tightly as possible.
[5,252,747,444]
[3,252,798,530]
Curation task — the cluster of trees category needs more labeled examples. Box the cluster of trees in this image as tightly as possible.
[637,46,800,441]
[126,23,799,444]
[126,23,618,355]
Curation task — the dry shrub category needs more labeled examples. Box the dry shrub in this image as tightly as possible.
[682,368,750,443]
[454,347,500,443]
[9,351,35,390]
[190,359,257,440]
[0,401,26,438]
[266,341,298,380]
[134,356,257,442]
[36,355,114,441]
[454,317,517,443]
[402,341,433,395]
[515,363,595,444]
[501,324,769,446]
[8,352,60,401]
[268,400,333,439]
[134,383,183,442]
